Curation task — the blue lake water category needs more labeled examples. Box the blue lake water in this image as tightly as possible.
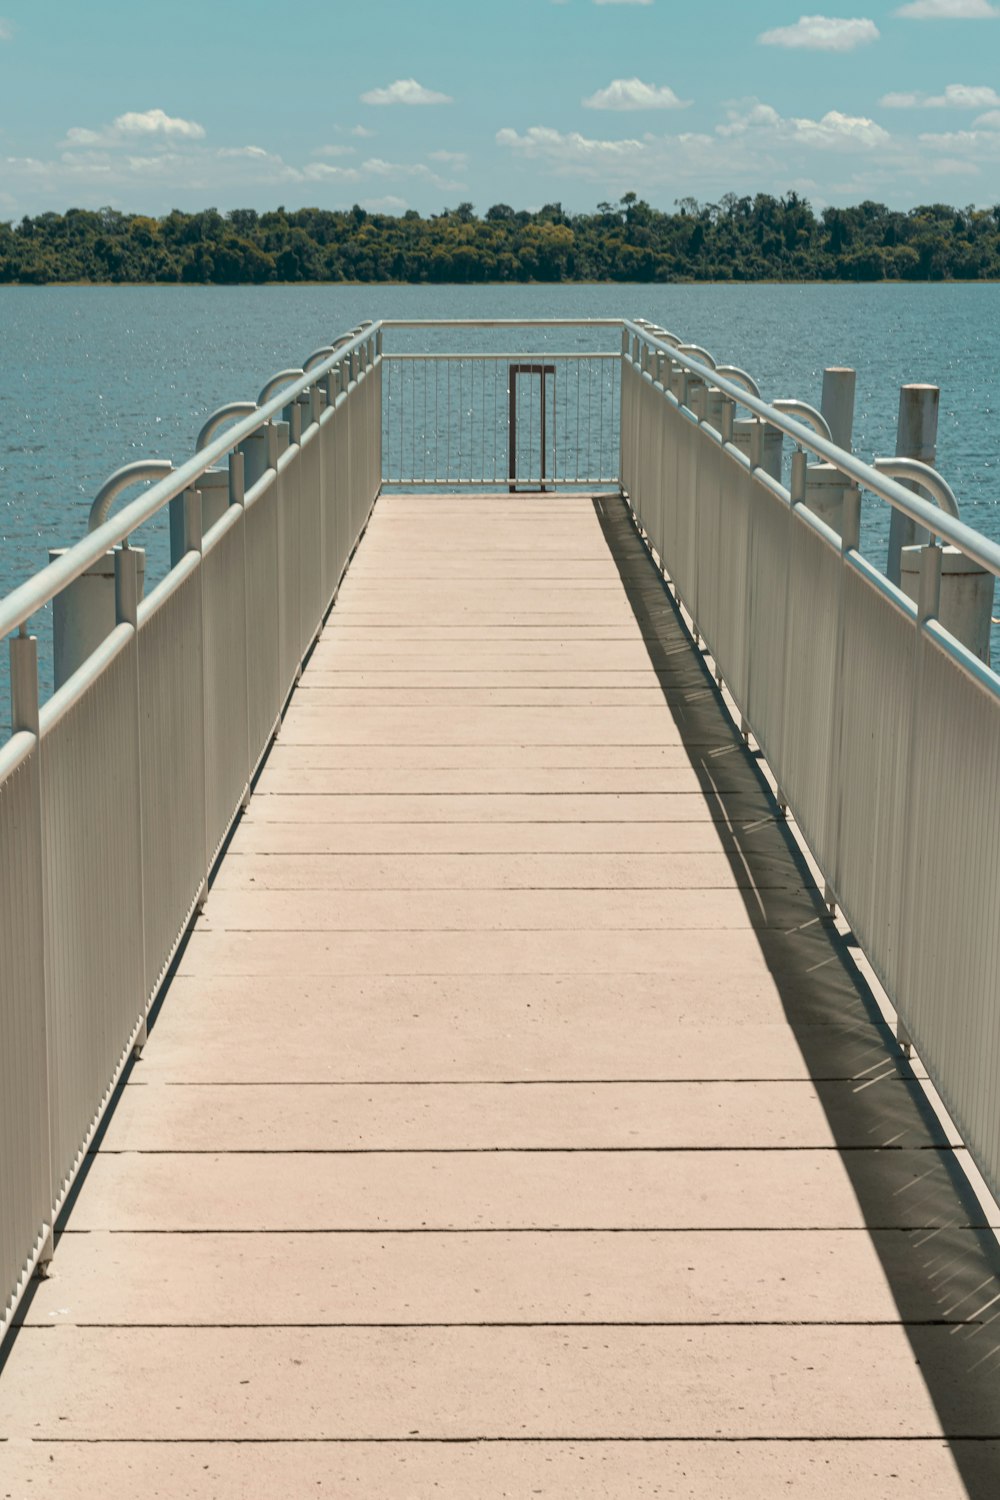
[2,282,998,715]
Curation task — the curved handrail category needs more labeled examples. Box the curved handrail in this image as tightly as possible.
[303,347,336,372]
[88,461,174,533]
[714,366,761,399]
[873,457,960,519]
[772,400,832,443]
[636,321,684,350]
[256,368,305,407]
[0,320,383,639]
[675,343,717,370]
[196,402,259,453]
[623,317,1000,582]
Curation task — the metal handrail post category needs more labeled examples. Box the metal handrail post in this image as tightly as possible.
[114,545,150,1054]
[229,449,253,814]
[822,484,863,915]
[8,629,55,1278]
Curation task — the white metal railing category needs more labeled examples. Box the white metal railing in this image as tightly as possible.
[379,320,621,490]
[4,312,1000,1345]
[0,322,381,1339]
[620,319,1000,1210]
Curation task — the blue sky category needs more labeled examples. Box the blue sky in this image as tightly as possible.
[2,0,999,218]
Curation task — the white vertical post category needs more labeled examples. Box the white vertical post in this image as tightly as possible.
[887,385,939,585]
[114,545,149,1058]
[804,367,857,536]
[10,630,40,738]
[182,490,209,910]
[230,449,254,812]
[9,629,55,1274]
[894,541,943,1055]
[820,368,856,452]
[823,484,862,917]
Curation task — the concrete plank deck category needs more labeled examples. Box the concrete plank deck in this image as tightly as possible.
[3,493,1000,1498]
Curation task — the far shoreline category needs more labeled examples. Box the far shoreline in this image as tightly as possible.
[2,278,999,289]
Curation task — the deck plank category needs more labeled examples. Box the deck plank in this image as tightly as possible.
[3,492,1000,1496]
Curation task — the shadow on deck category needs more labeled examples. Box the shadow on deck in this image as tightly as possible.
[596,493,1000,1497]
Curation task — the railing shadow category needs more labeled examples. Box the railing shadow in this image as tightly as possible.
[594,492,1000,1494]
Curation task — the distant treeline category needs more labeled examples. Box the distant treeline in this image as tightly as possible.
[3,193,1000,284]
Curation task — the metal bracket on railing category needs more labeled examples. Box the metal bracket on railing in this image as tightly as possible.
[771,400,832,444]
[635,320,683,349]
[256,369,306,407]
[714,366,761,399]
[303,347,336,372]
[675,344,717,369]
[872,457,960,520]
[196,402,260,453]
[88,461,174,533]
[876,457,961,584]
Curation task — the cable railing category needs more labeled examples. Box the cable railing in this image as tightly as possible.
[381,350,619,489]
[3,313,1000,1350]
[379,320,623,490]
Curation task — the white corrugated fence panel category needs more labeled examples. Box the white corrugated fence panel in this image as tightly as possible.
[39,628,144,1205]
[138,559,206,1001]
[0,734,49,1338]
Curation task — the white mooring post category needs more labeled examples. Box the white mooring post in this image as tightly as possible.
[887,384,939,584]
[900,545,993,665]
[732,415,782,480]
[821,366,857,451]
[803,367,857,534]
[49,546,146,691]
[197,468,231,535]
[887,381,992,661]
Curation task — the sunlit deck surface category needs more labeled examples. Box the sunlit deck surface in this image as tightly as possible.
[4,493,1000,1497]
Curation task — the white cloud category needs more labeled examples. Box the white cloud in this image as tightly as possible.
[0,17,13,40]
[582,78,690,110]
[719,100,890,149]
[349,125,375,138]
[64,108,206,149]
[918,127,1000,150]
[894,0,999,15]
[881,83,1000,107]
[757,14,880,49]
[428,149,469,164]
[593,0,653,5]
[313,144,356,157]
[974,108,1000,126]
[360,156,464,190]
[496,125,645,162]
[362,195,408,213]
[216,145,270,158]
[116,109,205,139]
[360,78,452,106]
[300,161,362,182]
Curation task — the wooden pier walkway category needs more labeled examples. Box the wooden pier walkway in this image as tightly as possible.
[4,494,1000,1496]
